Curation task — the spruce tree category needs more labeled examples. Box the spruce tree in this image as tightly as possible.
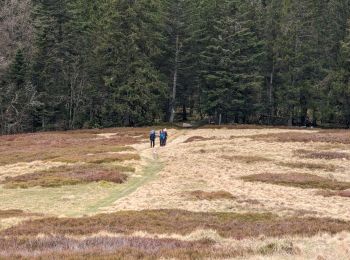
[199,0,264,123]
[100,0,167,126]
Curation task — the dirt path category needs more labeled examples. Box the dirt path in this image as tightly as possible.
[85,129,186,215]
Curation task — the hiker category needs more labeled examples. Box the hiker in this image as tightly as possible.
[150,129,156,148]
[160,129,165,146]
[163,128,168,146]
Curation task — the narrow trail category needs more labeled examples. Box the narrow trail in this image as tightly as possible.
[84,129,186,215]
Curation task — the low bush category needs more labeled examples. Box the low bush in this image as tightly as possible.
[3,209,350,239]
[0,128,145,166]
[222,155,271,164]
[188,190,235,200]
[317,189,350,198]
[296,150,349,160]
[241,173,350,190]
[184,136,215,143]
[251,130,350,144]
[1,164,128,188]
[277,161,337,171]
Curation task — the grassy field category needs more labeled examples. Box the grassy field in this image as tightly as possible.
[0,126,350,259]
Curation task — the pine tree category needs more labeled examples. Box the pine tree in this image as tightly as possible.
[31,0,71,129]
[325,20,350,127]
[9,49,27,88]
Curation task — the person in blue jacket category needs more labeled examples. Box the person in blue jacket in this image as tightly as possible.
[160,130,165,146]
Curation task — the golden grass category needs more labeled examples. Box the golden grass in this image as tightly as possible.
[0,182,131,216]
[1,127,350,259]
[0,210,40,219]
[188,190,235,201]
[109,128,350,221]
[242,173,350,190]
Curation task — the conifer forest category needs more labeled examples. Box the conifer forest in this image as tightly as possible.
[2,0,350,133]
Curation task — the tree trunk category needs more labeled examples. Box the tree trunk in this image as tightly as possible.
[182,103,187,121]
[169,34,180,123]
[269,64,274,119]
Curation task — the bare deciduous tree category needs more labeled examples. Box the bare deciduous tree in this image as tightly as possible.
[0,0,33,77]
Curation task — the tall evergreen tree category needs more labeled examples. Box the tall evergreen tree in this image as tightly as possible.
[325,20,350,127]
[199,0,264,123]
[100,0,167,126]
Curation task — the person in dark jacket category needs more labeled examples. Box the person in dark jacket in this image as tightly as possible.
[150,130,156,148]
[163,128,168,146]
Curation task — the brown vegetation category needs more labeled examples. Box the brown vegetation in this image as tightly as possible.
[222,155,271,164]
[200,124,275,129]
[0,235,265,260]
[3,209,350,239]
[317,189,350,198]
[188,190,235,201]
[252,130,350,144]
[258,241,301,256]
[277,161,337,171]
[184,136,215,143]
[0,128,147,165]
[296,149,350,160]
[56,153,140,164]
[242,173,350,190]
[1,164,128,188]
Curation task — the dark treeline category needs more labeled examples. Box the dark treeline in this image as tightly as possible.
[1,0,350,134]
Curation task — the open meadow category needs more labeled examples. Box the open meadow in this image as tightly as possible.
[0,126,350,259]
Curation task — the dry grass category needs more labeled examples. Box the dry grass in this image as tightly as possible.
[1,164,128,189]
[56,153,140,164]
[296,149,350,160]
[251,130,350,144]
[277,161,337,171]
[2,127,350,259]
[242,173,350,190]
[184,136,215,143]
[0,128,148,166]
[257,241,300,256]
[188,190,235,201]
[3,209,350,239]
[0,210,39,219]
[200,124,277,129]
[222,155,271,164]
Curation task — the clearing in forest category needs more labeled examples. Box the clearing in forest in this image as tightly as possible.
[0,126,350,259]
